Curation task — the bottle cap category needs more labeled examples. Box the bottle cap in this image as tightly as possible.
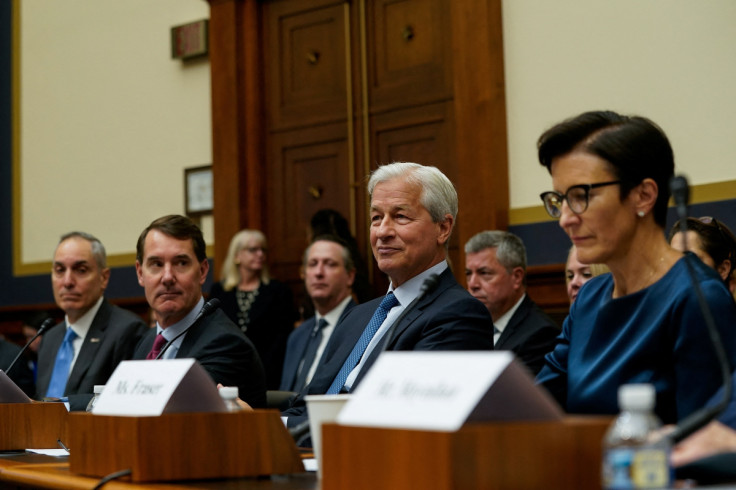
[219,386,239,399]
[93,385,106,394]
[618,383,655,411]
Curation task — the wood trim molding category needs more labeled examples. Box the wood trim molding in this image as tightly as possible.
[207,0,264,280]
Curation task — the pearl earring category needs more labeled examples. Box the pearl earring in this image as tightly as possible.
[637,211,645,217]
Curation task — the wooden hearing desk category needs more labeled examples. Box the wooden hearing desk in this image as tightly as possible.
[0,453,318,489]
[0,416,613,489]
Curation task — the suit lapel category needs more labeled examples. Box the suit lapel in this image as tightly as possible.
[323,299,378,373]
[495,295,528,349]
[284,318,316,390]
[65,300,110,393]
[381,269,455,351]
[136,329,156,358]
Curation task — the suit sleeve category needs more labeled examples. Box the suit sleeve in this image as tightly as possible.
[535,316,571,409]
[515,325,562,376]
[194,328,268,409]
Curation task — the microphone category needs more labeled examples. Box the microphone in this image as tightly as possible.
[378,273,441,353]
[288,420,311,446]
[4,318,57,374]
[155,298,221,360]
[667,175,733,443]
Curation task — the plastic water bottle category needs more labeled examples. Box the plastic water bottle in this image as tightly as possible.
[602,384,672,489]
[85,385,105,412]
[219,386,242,412]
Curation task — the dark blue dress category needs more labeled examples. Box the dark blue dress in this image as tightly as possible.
[537,253,736,424]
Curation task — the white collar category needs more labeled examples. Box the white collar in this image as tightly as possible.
[65,296,104,340]
[493,293,526,333]
[389,260,448,307]
[317,295,353,327]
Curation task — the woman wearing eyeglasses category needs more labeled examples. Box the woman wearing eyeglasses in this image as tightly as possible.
[669,217,736,295]
[535,110,736,424]
[209,229,298,389]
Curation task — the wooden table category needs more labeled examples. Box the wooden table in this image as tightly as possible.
[0,453,318,489]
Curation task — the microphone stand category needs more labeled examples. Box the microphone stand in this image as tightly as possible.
[5,318,56,373]
[667,175,733,443]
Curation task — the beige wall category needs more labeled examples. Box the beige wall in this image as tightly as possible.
[503,0,736,217]
[15,0,736,270]
[17,0,212,268]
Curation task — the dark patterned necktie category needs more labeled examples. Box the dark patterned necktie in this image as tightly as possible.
[293,318,329,391]
[146,333,168,360]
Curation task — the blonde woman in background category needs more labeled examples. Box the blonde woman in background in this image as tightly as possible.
[209,230,298,389]
[565,245,610,304]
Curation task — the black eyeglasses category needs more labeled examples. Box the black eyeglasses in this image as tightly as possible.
[540,181,621,218]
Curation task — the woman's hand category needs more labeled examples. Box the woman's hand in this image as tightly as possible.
[671,421,736,466]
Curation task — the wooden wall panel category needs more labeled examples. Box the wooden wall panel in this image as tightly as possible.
[208,0,265,275]
[207,0,509,300]
[366,0,453,114]
[266,123,350,279]
[450,0,509,252]
[264,0,349,130]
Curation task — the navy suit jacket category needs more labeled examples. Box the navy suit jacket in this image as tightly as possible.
[495,294,560,375]
[279,299,357,391]
[283,268,493,426]
[134,309,268,408]
[36,299,147,399]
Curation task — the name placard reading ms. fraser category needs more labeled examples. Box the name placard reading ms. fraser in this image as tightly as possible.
[337,351,563,431]
[92,359,225,416]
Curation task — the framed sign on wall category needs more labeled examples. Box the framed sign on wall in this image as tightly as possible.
[184,165,213,217]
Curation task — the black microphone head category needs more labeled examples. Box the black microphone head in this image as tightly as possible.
[420,273,441,294]
[669,175,690,208]
[36,317,57,335]
[192,298,221,322]
[203,298,221,314]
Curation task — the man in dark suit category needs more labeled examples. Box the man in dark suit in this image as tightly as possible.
[280,236,357,392]
[464,230,559,375]
[133,215,267,408]
[283,162,493,426]
[37,232,147,405]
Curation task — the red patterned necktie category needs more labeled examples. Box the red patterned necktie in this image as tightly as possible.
[146,333,168,360]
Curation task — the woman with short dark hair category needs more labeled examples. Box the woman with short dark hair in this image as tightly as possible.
[536,110,736,424]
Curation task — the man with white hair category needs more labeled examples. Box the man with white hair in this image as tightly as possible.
[37,232,147,406]
[283,162,493,426]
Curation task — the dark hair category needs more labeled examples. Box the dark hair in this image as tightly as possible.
[136,215,207,263]
[310,209,352,240]
[668,217,736,280]
[306,208,373,306]
[304,234,355,272]
[537,110,674,228]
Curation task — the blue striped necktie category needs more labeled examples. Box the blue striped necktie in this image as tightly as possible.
[326,292,399,394]
[46,327,77,398]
